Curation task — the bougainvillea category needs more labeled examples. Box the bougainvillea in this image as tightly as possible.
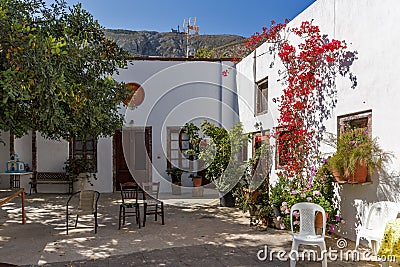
[239,20,357,185]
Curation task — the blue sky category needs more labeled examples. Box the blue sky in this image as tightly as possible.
[57,0,316,37]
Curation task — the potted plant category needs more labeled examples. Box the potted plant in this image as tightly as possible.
[183,122,204,189]
[327,126,392,183]
[166,167,183,195]
[64,157,97,191]
[189,173,202,187]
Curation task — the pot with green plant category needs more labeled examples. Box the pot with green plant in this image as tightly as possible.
[183,122,203,188]
[64,157,97,191]
[166,167,183,195]
[327,126,392,183]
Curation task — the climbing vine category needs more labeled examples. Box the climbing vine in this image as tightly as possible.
[240,20,357,184]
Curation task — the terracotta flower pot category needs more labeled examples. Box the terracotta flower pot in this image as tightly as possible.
[315,211,329,229]
[347,163,368,184]
[332,169,347,183]
[243,188,259,202]
[192,177,202,187]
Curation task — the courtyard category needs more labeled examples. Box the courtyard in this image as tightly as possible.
[0,192,381,267]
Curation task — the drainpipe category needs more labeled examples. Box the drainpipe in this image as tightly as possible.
[253,50,257,117]
[219,60,223,127]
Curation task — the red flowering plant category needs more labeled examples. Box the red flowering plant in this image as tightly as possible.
[238,20,357,186]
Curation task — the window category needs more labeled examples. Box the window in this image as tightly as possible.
[237,136,248,163]
[70,136,97,171]
[167,127,191,170]
[255,77,268,115]
[252,131,270,182]
[275,127,290,169]
[338,110,372,136]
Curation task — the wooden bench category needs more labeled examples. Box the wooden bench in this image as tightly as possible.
[30,172,73,195]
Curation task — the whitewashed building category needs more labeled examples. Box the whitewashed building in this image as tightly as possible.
[1,0,400,241]
[0,58,239,195]
[236,0,400,240]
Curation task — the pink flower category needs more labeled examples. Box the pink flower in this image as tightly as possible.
[293,211,300,218]
[321,176,326,181]
[322,158,327,163]
[311,166,317,172]
[329,224,335,233]
[285,209,290,214]
[293,220,300,225]
[306,197,312,202]
[365,130,369,135]
[300,193,306,198]
[291,190,300,195]
[313,190,321,196]
[282,202,288,206]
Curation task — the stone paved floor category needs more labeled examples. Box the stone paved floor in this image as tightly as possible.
[0,192,387,266]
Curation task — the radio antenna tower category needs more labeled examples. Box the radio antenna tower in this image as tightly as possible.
[182,17,199,58]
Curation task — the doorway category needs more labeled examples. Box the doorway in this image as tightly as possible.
[114,127,152,190]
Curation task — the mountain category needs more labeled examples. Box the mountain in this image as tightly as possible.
[104,29,246,58]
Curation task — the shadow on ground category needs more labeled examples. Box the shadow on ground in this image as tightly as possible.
[0,193,381,267]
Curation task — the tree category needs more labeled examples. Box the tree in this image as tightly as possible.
[194,47,216,58]
[0,0,129,141]
[185,121,248,192]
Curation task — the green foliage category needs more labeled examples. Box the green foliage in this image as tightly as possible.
[235,179,274,227]
[184,122,201,159]
[270,174,290,206]
[200,121,248,192]
[194,47,218,58]
[184,121,248,192]
[166,167,184,185]
[64,157,97,185]
[0,0,130,140]
[327,126,392,177]
[273,160,342,232]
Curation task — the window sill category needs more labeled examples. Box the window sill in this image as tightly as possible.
[337,181,373,185]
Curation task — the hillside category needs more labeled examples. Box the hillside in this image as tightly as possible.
[105,29,246,58]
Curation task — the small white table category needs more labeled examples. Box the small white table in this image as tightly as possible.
[0,172,33,190]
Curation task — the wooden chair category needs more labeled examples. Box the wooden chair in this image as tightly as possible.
[66,190,100,234]
[141,182,164,227]
[119,182,141,229]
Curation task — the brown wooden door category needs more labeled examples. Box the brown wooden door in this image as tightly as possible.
[115,127,152,190]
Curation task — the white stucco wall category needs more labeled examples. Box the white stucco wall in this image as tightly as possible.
[117,59,239,193]
[236,0,400,241]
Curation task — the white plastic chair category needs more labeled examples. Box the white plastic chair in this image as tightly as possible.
[290,202,327,267]
[355,201,400,255]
